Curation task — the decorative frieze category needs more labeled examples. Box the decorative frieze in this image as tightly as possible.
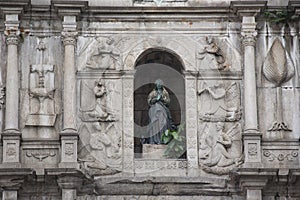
[26,150,56,162]
[263,150,298,162]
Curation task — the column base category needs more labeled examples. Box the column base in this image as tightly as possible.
[242,162,263,168]
[59,162,79,169]
[62,188,77,200]
[243,130,262,164]
[0,162,21,168]
[60,131,79,168]
[3,190,18,200]
[2,131,21,165]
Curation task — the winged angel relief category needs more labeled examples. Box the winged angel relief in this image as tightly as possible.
[198,81,241,122]
[199,122,243,175]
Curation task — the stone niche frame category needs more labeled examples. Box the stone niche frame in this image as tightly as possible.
[123,41,198,177]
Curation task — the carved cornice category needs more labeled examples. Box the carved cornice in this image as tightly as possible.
[52,1,87,18]
[0,1,28,19]
[231,1,267,17]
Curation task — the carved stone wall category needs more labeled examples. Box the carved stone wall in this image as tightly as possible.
[0,1,300,200]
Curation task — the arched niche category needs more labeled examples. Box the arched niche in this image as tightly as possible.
[123,38,195,71]
[133,48,186,158]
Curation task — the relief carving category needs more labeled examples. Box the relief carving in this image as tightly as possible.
[262,38,295,132]
[78,79,121,177]
[198,81,241,122]
[6,143,17,159]
[26,150,56,162]
[85,37,122,70]
[80,79,115,122]
[26,39,57,127]
[263,150,298,162]
[248,143,258,156]
[198,37,230,71]
[0,86,5,110]
[198,122,243,175]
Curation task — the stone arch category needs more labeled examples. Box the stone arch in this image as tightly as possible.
[133,47,186,158]
[123,38,195,71]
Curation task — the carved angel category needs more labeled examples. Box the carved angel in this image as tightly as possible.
[80,79,116,122]
[86,37,121,70]
[199,122,243,174]
[198,81,241,122]
[198,37,231,70]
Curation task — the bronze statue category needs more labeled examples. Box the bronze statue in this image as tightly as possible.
[145,79,176,144]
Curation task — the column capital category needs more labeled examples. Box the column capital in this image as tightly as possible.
[241,16,257,47]
[4,14,20,46]
[5,34,20,46]
[61,31,78,46]
[61,15,77,46]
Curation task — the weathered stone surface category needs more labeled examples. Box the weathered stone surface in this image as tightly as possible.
[0,0,299,199]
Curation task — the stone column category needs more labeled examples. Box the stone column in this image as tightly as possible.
[59,16,79,169]
[2,190,18,200]
[241,178,267,200]
[2,14,21,167]
[185,72,198,176]
[241,16,262,166]
[0,175,25,200]
[122,71,135,174]
[57,176,82,200]
[62,189,76,200]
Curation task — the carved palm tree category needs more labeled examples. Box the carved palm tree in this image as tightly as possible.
[262,38,295,132]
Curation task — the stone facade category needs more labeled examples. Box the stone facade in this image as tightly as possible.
[0,0,300,199]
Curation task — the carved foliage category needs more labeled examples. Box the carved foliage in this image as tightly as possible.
[26,150,56,162]
[262,38,295,132]
[263,38,295,86]
[263,150,298,162]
